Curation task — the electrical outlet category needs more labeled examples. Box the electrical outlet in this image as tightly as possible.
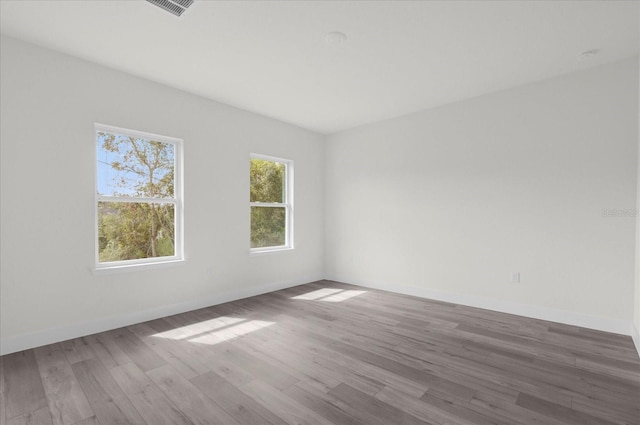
[511,272,520,283]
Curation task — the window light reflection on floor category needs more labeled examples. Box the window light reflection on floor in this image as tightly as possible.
[152,316,245,340]
[189,320,274,345]
[320,290,367,302]
[290,288,367,302]
[152,317,274,345]
[290,288,343,300]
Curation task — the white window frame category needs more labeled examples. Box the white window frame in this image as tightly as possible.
[250,153,294,254]
[94,123,184,271]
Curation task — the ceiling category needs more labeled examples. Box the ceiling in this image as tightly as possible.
[1,1,638,135]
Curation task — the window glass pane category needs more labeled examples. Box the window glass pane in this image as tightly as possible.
[97,131,174,198]
[250,159,285,203]
[251,206,286,248]
[98,202,175,262]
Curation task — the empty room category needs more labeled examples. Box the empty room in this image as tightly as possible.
[1,1,639,424]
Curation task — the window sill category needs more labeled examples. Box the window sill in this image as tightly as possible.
[249,246,294,256]
[92,258,185,275]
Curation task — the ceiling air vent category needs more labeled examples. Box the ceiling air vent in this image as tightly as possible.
[146,0,194,17]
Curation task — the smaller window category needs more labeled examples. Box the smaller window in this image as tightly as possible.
[250,154,293,252]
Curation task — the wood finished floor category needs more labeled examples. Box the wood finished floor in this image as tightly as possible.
[1,280,639,425]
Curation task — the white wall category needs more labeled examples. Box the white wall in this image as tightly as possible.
[325,58,639,333]
[0,36,324,354]
[634,52,640,352]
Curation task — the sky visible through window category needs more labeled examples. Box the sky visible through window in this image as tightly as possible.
[96,132,174,197]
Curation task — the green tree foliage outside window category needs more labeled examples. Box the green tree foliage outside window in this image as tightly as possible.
[250,158,289,248]
[97,130,177,263]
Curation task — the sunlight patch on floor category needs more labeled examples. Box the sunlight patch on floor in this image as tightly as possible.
[290,288,343,300]
[188,320,275,345]
[151,288,366,346]
[320,290,367,302]
[152,317,275,345]
[152,316,246,340]
[290,288,367,302]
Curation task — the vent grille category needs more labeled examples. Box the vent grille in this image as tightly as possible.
[146,0,194,17]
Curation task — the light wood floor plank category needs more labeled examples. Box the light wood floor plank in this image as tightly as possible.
[191,370,288,425]
[109,362,192,425]
[328,382,431,425]
[147,364,240,425]
[109,328,165,373]
[421,388,514,425]
[376,385,480,425]
[516,392,619,425]
[211,344,299,390]
[3,350,51,423]
[7,405,53,425]
[1,356,7,425]
[71,417,101,425]
[83,333,130,371]
[71,358,145,425]
[61,339,94,365]
[282,380,368,425]
[239,379,336,425]
[33,344,93,425]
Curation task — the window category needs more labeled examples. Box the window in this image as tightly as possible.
[95,124,183,270]
[250,154,293,252]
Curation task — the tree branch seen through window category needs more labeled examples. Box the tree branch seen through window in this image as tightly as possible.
[96,125,182,267]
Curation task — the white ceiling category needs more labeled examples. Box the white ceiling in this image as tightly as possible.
[1,1,638,134]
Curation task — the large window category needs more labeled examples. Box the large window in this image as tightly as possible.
[250,154,293,252]
[95,124,183,269]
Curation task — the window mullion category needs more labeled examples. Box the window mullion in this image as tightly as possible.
[98,196,176,204]
[250,202,285,208]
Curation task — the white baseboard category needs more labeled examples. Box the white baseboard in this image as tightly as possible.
[0,276,320,356]
[632,324,640,359]
[333,278,635,336]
